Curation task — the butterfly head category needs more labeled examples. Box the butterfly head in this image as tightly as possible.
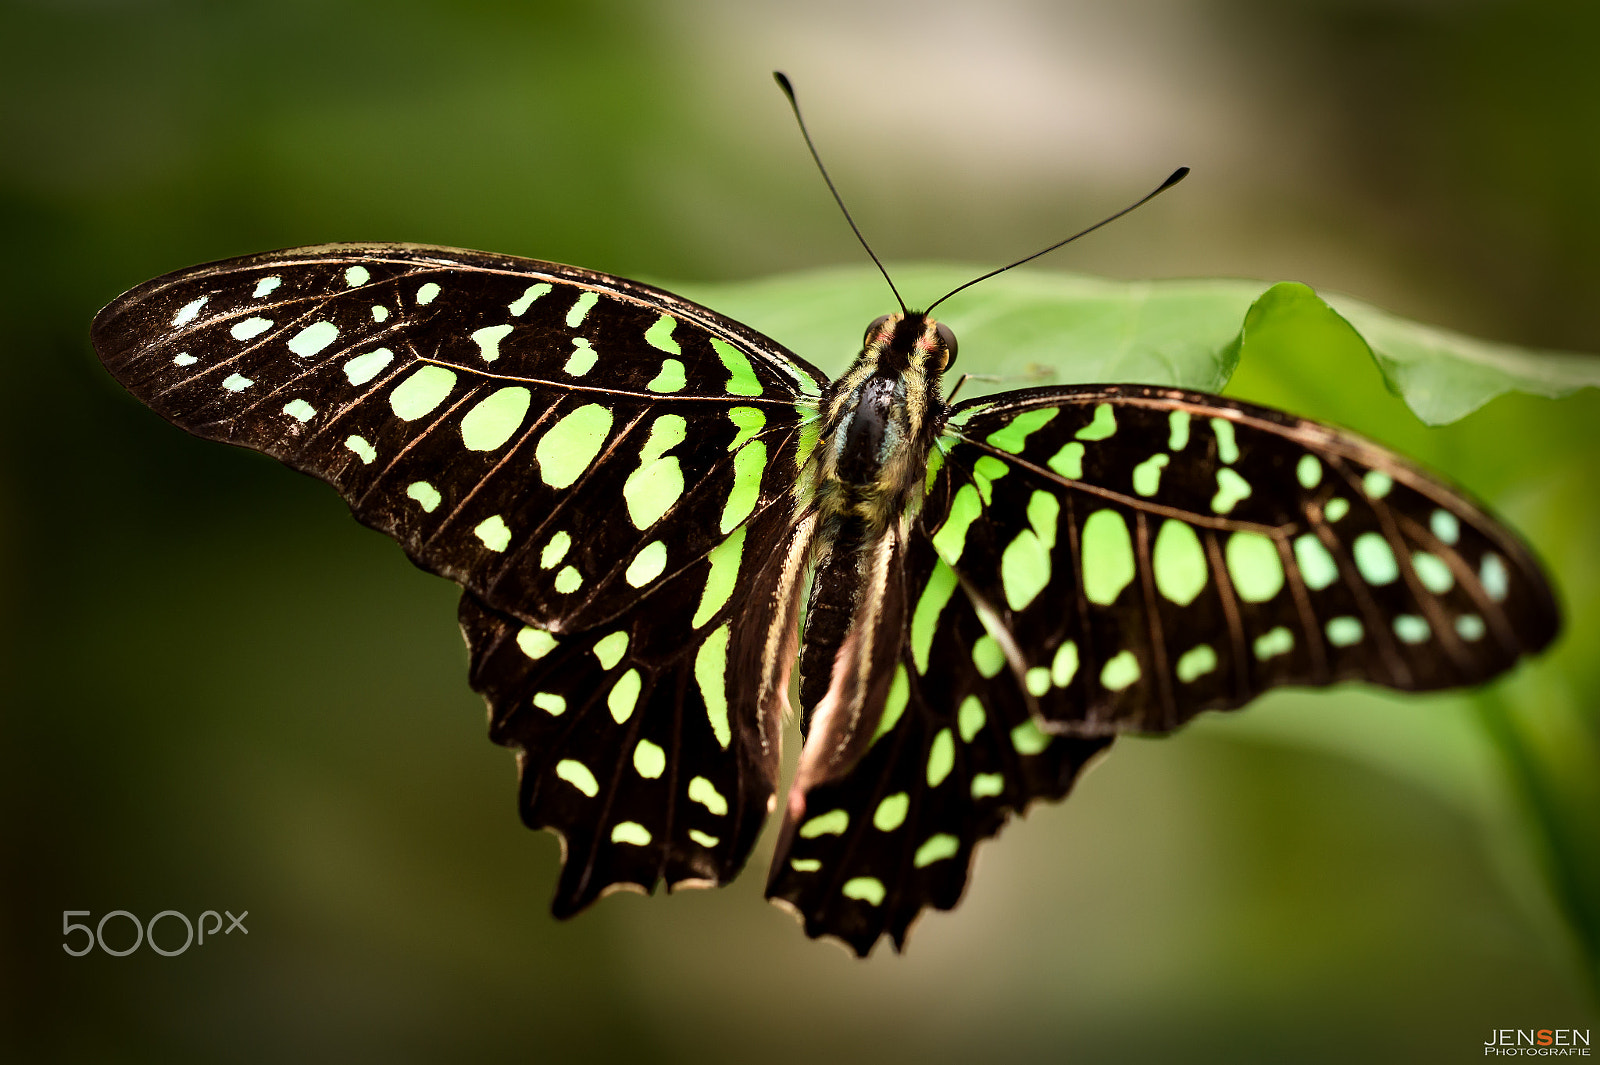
[861,311,958,378]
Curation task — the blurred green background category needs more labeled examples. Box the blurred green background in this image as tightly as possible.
[4,0,1599,1061]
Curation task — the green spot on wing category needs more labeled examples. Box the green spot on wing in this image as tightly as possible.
[1100,650,1141,691]
[536,404,612,488]
[471,323,513,363]
[611,821,651,846]
[592,631,629,670]
[1076,403,1116,440]
[1211,467,1252,513]
[343,348,393,384]
[1048,441,1085,479]
[720,441,767,533]
[800,809,848,838]
[1210,417,1239,463]
[563,338,598,376]
[474,515,510,551]
[1132,453,1170,496]
[608,669,641,723]
[1000,529,1051,611]
[726,407,766,451]
[873,793,909,831]
[926,729,954,786]
[710,338,763,396]
[389,365,456,421]
[1297,454,1322,489]
[556,760,598,797]
[1152,519,1207,606]
[1352,532,1399,586]
[985,407,1057,453]
[633,738,666,779]
[842,877,886,906]
[1412,551,1454,593]
[688,776,728,816]
[461,386,532,452]
[696,625,731,748]
[1253,626,1293,659]
[540,531,571,568]
[1226,531,1284,601]
[914,834,960,868]
[1175,644,1216,682]
[1051,641,1079,686]
[288,320,338,357]
[1168,410,1191,450]
[1081,509,1135,605]
[869,665,910,744]
[646,359,686,392]
[971,636,1005,679]
[958,696,985,742]
[565,290,598,327]
[1326,616,1363,646]
[971,773,1004,798]
[625,541,668,587]
[910,561,959,674]
[644,314,680,354]
[1011,719,1050,754]
[931,484,982,564]
[516,626,557,660]
[406,481,441,512]
[1294,534,1339,591]
[693,527,747,628]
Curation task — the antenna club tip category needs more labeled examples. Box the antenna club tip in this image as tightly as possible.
[1162,166,1191,190]
[773,71,795,97]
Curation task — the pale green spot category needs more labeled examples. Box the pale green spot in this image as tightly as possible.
[231,316,272,341]
[1132,453,1170,496]
[625,541,668,587]
[611,822,651,846]
[254,277,282,298]
[288,320,338,358]
[1100,650,1141,691]
[688,776,727,816]
[1363,470,1394,499]
[1001,529,1050,611]
[471,323,513,363]
[1481,554,1509,602]
[1026,491,1060,549]
[924,441,946,494]
[795,417,821,471]
[971,455,1009,498]
[222,373,252,392]
[1226,531,1285,602]
[842,877,885,906]
[344,265,369,287]
[624,456,684,530]
[726,407,766,451]
[556,562,583,589]
[1353,532,1399,586]
[1325,497,1351,522]
[971,636,1005,679]
[692,527,747,628]
[719,441,766,534]
[972,773,1005,798]
[1326,616,1363,646]
[644,314,680,354]
[516,626,557,660]
[790,858,822,872]
[914,834,960,868]
[926,729,955,787]
[931,485,983,563]
[800,809,848,838]
[389,365,457,420]
[461,386,532,452]
[1168,410,1191,451]
[696,625,731,748]
[174,292,206,321]
[870,665,910,744]
[540,531,571,569]
[1176,644,1217,682]
[639,413,687,461]
[172,354,197,366]
[1253,626,1293,660]
[910,561,959,673]
[633,738,665,778]
[406,481,440,512]
[1010,719,1050,754]
[1052,641,1079,687]
[593,631,629,670]
[1021,667,1047,696]
[283,399,316,422]
[415,282,440,305]
[711,338,763,396]
[1152,519,1207,606]
[647,359,686,392]
[556,760,597,797]
[536,404,612,488]
[1431,509,1460,545]
[986,407,1057,453]
[608,670,637,724]
[1297,454,1322,489]
[563,337,598,376]
[343,348,393,384]
[565,290,597,327]
[1393,615,1430,644]
[371,305,388,322]
[474,515,510,552]
[345,435,376,464]
[958,696,985,742]
[1211,417,1239,463]
[1076,403,1116,440]
[1048,441,1085,479]
[508,283,551,315]
[688,830,719,848]
[1212,467,1252,514]
[1412,552,1454,594]
[532,692,565,715]
[1456,614,1486,641]
[1294,534,1339,591]
[1082,509,1135,605]
[873,793,909,831]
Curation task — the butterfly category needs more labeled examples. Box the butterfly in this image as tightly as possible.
[90,236,1561,955]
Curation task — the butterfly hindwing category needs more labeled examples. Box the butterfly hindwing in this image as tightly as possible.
[92,243,827,906]
[932,385,1560,735]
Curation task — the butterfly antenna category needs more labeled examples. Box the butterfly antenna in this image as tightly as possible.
[774,71,908,315]
[925,166,1190,315]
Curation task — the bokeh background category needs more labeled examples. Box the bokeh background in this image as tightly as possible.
[4,0,1599,1061]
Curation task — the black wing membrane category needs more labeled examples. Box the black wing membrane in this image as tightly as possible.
[92,244,826,908]
[932,385,1559,736]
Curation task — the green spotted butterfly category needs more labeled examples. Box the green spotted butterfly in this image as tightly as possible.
[92,241,1560,955]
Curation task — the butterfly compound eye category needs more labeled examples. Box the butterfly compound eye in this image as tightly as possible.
[935,321,958,370]
[864,314,893,345]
